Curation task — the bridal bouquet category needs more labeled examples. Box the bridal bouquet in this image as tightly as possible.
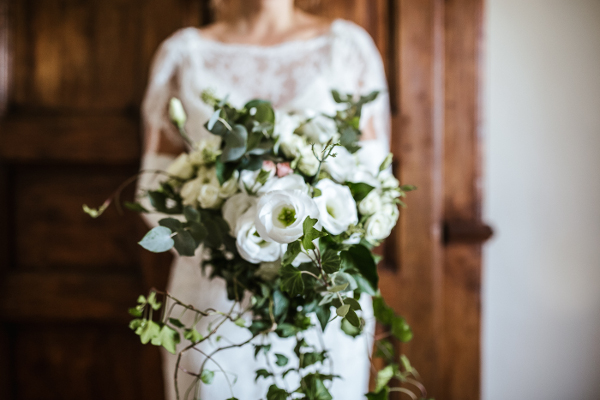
[85,90,428,400]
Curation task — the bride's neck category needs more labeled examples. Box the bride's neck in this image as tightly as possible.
[228,0,297,38]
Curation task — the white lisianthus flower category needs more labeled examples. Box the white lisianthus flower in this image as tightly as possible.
[297,145,320,176]
[323,146,356,183]
[358,189,382,216]
[280,133,306,159]
[299,115,338,144]
[364,212,396,243]
[166,153,194,180]
[347,166,380,188]
[273,112,302,149]
[219,171,240,199]
[180,176,203,206]
[198,184,222,209]
[236,207,284,264]
[239,168,276,194]
[222,193,256,236]
[255,190,319,244]
[379,172,400,189]
[343,232,362,245]
[168,98,187,127]
[259,173,307,195]
[189,137,221,165]
[255,260,281,281]
[314,179,358,235]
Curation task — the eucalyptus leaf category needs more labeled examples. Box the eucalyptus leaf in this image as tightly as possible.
[221,124,248,162]
[336,304,350,317]
[138,226,174,253]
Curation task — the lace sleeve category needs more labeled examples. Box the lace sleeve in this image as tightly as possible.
[137,34,185,227]
[337,22,392,172]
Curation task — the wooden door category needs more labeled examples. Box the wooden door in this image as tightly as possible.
[0,1,488,399]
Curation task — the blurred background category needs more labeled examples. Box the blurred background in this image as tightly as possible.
[0,1,598,399]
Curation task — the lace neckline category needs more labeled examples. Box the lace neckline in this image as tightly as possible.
[192,19,342,53]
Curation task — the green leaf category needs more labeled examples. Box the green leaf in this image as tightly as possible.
[400,184,417,192]
[302,374,333,400]
[200,370,215,385]
[272,289,289,318]
[207,108,221,130]
[280,265,305,297]
[341,317,362,338]
[374,339,395,361]
[157,325,180,354]
[159,217,182,232]
[302,217,325,251]
[315,305,331,331]
[82,203,109,218]
[275,323,298,338]
[282,240,301,266]
[147,292,162,310]
[366,387,390,400]
[266,385,288,400]
[391,316,413,342]
[168,318,185,328]
[375,364,397,393]
[234,317,246,327]
[331,89,348,103]
[128,307,142,317]
[129,318,143,331]
[183,206,201,223]
[183,328,203,343]
[300,351,326,369]
[341,245,378,293]
[345,182,375,202]
[321,250,341,274]
[336,304,350,317]
[328,282,349,293]
[221,124,248,162]
[139,320,161,344]
[216,158,238,185]
[173,229,196,257]
[187,222,208,244]
[245,99,275,124]
[275,353,289,367]
[255,369,272,381]
[345,309,361,327]
[138,226,174,253]
[124,201,149,213]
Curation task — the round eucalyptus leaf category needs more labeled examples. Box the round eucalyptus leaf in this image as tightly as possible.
[138,226,174,253]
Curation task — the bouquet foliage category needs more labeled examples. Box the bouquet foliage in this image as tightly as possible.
[85,90,429,400]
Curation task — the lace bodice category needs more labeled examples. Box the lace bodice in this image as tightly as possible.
[142,19,391,169]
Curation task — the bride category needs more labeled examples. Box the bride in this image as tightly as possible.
[138,0,391,398]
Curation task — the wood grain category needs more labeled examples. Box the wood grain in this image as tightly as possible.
[441,0,486,399]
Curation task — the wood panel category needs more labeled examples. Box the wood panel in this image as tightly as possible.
[14,166,140,272]
[392,1,445,396]
[441,0,486,399]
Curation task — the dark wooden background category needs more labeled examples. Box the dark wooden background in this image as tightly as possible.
[0,0,488,399]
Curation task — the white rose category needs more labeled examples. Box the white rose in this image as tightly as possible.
[255,190,319,244]
[258,173,307,195]
[219,171,239,198]
[274,112,302,140]
[381,202,400,221]
[314,179,358,235]
[222,193,256,235]
[343,232,362,245]
[198,184,222,209]
[255,261,281,281]
[280,133,306,159]
[364,212,396,242]
[358,189,382,216]
[168,97,187,127]
[297,145,320,176]
[166,153,194,180]
[323,146,357,183]
[236,207,284,264]
[299,115,338,144]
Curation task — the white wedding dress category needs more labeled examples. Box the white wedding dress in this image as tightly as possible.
[138,19,391,400]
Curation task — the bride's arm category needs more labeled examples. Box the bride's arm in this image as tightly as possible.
[137,35,186,228]
[350,25,392,173]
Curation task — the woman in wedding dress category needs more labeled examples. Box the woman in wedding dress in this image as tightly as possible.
[138,0,391,398]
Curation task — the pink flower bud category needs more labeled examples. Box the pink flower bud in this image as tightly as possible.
[262,160,276,172]
[276,162,293,177]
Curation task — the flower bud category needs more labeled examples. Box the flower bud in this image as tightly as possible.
[169,97,187,128]
[379,152,393,173]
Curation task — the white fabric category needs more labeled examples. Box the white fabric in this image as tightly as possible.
[138,19,390,400]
